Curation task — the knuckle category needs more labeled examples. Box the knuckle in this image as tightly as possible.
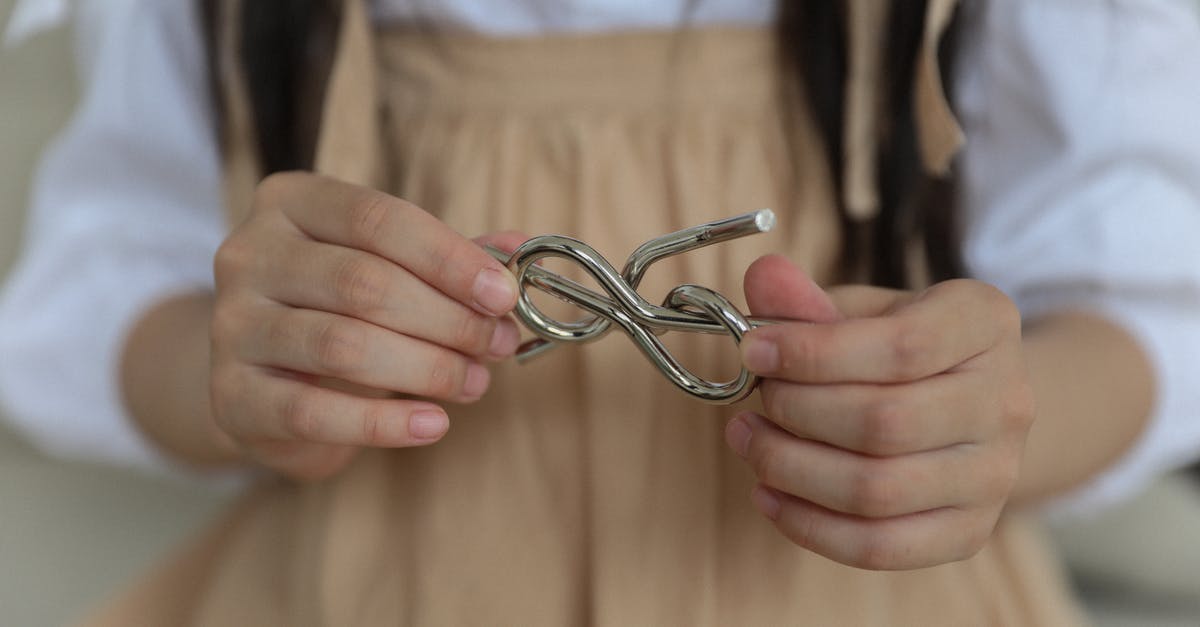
[779,505,820,550]
[416,236,463,287]
[251,172,292,216]
[265,310,300,348]
[960,279,1021,339]
[963,514,998,557]
[947,512,998,563]
[207,365,231,402]
[311,320,367,377]
[452,312,496,355]
[748,439,773,481]
[980,282,1021,329]
[208,302,242,347]
[750,440,786,488]
[850,529,903,570]
[423,351,466,399]
[207,367,241,431]
[332,255,390,314]
[1000,300,1023,336]
[777,330,821,380]
[346,194,395,250]
[858,395,911,455]
[283,387,324,441]
[982,436,1026,501]
[213,234,254,287]
[1002,380,1037,432]
[846,461,900,517]
[760,384,788,424]
[982,458,1021,502]
[889,320,932,380]
[360,404,389,447]
[254,171,301,209]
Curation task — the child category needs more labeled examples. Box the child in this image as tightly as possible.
[3,0,1199,624]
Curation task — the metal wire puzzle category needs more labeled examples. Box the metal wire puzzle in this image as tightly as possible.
[487,209,777,404]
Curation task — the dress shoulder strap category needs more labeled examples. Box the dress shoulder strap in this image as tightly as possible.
[311,0,386,188]
[216,0,383,226]
[841,0,964,222]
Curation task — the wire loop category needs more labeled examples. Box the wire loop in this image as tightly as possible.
[488,210,776,404]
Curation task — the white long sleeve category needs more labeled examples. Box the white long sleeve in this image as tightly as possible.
[955,0,1200,516]
[0,0,225,471]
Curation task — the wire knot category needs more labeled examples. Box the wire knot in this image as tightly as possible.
[488,210,776,404]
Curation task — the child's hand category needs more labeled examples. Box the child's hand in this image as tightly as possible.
[209,172,525,479]
[726,255,1034,570]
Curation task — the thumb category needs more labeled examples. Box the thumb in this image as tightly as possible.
[743,254,842,323]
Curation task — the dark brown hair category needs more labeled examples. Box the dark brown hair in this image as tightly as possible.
[199,0,963,286]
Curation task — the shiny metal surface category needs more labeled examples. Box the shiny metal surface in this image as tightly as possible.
[487,209,776,404]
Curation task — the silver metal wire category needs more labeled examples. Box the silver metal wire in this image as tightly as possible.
[487,209,776,404]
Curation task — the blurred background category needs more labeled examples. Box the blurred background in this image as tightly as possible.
[1,2,1199,625]
[0,2,231,624]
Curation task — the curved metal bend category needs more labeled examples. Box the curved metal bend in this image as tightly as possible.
[488,209,775,404]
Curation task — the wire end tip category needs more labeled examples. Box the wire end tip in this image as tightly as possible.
[753,209,776,233]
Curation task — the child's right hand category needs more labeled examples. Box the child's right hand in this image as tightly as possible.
[209,172,523,479]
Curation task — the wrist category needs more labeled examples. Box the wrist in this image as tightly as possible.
[120,291,246,469]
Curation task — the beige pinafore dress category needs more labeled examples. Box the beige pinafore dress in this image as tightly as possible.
[88,1,1087,625]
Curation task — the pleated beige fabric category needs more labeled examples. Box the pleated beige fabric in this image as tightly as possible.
[85,6,1087,626]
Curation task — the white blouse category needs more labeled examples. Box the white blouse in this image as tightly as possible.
[2,0,1200,518]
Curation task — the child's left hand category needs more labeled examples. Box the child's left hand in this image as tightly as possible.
[726,255,1034,570]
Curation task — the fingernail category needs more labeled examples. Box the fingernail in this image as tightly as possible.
[409,410,449,440]
[751,486,781,520]
[488,319,521,358]
[472,268,517,316]
[742,335,780,373]
[462,363,490,399]
[725,415,753,459]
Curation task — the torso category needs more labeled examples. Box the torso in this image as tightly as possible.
[87,3,1088,625]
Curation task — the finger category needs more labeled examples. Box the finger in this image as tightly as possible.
[728,413,1013,519]
[743,254,842,323]
[825,284,910,319]
[213,365,452,448]
[758,374,995,456]
[748,485,998,570]
[740,280,1014,383]
[261,172,519,316]
[234,304,492,403]
[254,237,519,359]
